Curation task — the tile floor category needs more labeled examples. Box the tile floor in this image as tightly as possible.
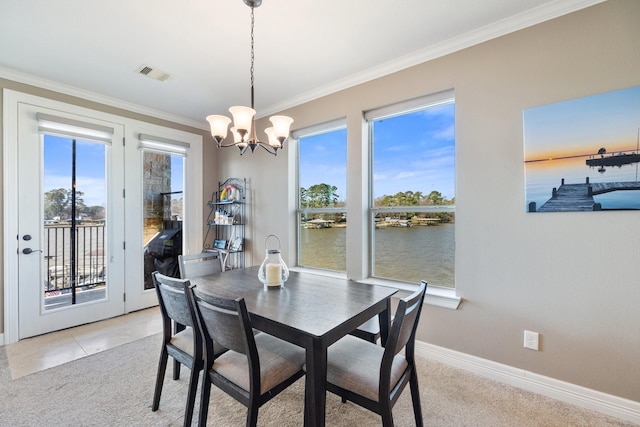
[4,306,161,379]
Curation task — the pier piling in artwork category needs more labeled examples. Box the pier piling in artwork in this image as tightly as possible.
[529,177,640,212]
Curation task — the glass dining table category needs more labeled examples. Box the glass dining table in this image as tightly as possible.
[189,266,398,427]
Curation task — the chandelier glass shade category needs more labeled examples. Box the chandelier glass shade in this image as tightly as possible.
[206,0,293,156]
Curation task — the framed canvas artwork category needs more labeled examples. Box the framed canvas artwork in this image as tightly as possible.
[524,85,640,212]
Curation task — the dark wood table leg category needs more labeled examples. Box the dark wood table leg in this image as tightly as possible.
[304,338,327,427]
[378,298,392,347]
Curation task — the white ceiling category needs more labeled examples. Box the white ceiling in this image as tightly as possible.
[0,0,603,129]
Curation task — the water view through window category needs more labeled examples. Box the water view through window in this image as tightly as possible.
[370,102,456,287]
[297,97,456,288]
[298,128,347,271]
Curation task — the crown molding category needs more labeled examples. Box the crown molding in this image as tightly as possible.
[261,0,606,117]
[0,0,605,123]
[0,66,208,130]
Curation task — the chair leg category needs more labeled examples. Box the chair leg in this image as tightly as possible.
[173,358,181,380]
[198,375,212,427]
[380,398,394,427]
[152,348,169,411]
[183,365,200,427]
[409,370,424,427]
[246,398,259,427]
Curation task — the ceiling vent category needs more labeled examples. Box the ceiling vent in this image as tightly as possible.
[136,64,171,82]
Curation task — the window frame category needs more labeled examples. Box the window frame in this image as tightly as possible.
[290,92,461,309]
[364,91,459,308]
[293,119,348,272]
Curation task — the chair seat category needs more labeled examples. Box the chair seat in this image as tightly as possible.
[170,327,194,354]
[171,326,228,360]
[213,332,306,394]
[327,335,408,401]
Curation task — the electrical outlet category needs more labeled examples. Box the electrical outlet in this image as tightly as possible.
[524,330,539,351]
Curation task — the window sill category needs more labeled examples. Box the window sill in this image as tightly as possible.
[289,266,348,280]
[360,277,461,310]
[289,267,461,310]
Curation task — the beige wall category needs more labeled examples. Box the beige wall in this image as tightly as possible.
[216,0,640,402]
[2,0,638,405]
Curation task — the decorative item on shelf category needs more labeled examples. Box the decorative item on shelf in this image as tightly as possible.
[213,239,227,250]
[205,0,293,156]
[230,237,243,252]
[258,234,288,289]
[221,185,238,202]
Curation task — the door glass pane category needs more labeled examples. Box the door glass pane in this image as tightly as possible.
[143,151,184,289]
[43,135,107,309]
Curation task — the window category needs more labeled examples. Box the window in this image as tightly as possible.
[367,92,455,288]
[295,122,347,271]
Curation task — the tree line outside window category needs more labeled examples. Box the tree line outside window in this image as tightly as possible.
[297,94,455,287]
[45,188,105,221]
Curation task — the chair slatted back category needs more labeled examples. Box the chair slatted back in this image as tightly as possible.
[179,252,221,279]
[384,281,427,358]
[153,272,194,328]
[189,288,256,357]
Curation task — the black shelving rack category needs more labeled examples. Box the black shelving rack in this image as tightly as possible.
[203,177,246,271]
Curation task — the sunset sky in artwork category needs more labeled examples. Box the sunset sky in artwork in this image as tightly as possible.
[524,85,640,162]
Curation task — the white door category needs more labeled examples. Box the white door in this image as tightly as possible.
[15,102,126,339]
[4,90,203,343]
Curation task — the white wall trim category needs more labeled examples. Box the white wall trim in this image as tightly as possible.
[415,341,640,425]
[262,0,606,117]
[2,2,605,123]
[0,66,207,131]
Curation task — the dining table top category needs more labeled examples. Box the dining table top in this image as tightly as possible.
[189,266,398,343]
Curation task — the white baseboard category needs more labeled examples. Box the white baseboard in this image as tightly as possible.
[0,333,4,346]
[415,341,640,425]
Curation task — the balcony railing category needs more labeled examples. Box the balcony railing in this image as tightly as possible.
[44,223,106,295]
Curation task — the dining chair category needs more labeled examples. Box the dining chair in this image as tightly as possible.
[178,251,222,279]
[349,279,393,345]
[151,272,203,427]
[185,285,306,427]
[325,281,427,427]
[350,316,383,343]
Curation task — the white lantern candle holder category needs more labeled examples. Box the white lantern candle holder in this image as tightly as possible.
[258,234,289,289]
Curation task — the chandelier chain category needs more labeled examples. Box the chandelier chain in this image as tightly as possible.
[250,6,255,97]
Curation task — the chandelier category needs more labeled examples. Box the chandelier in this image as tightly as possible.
[206,0,293,156]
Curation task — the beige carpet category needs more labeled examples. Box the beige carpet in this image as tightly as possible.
[0,334,635,426]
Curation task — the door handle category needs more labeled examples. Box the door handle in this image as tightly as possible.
[22,248,42,255]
